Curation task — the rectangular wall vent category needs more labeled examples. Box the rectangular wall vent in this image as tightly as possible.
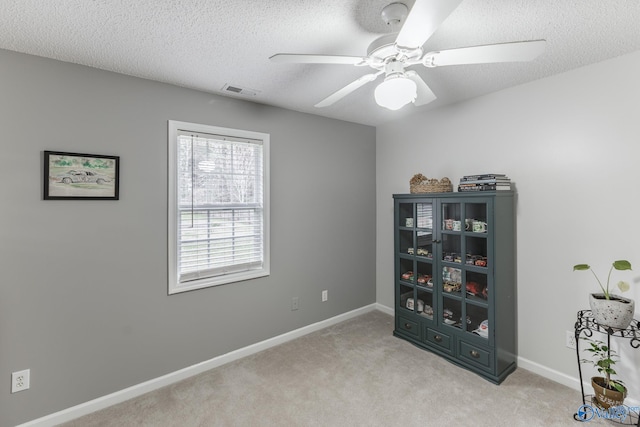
[221,84,260,97]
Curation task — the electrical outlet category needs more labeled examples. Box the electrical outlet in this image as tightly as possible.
[12,369,30,393]
[291,296,299,311]
[322,290,328,302]
[566,331,577,350]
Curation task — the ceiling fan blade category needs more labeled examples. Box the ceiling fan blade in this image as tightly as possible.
[315,72,383,108]
[406,70,436,106]
[269,53,366,65]
[424,40,547,67]
[396,0,462,49]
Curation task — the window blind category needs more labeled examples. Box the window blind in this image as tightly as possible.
[176,131,264,284]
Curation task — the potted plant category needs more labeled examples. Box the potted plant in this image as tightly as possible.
[573,260,635,330]
[580,338,627,409]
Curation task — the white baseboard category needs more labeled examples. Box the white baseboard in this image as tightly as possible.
[18,304,379,427]
[374,302,394,316]
[517,356,639,407]
[517,356,582,390]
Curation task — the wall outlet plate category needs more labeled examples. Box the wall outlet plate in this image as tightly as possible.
[12,369,30,393]
[291,296,299,311]
[566,331,577,350]
[322,290,328,302]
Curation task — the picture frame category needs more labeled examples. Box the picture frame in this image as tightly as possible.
[43,151,120,200]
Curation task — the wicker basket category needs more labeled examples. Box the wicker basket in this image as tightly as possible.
[409,174,453,193]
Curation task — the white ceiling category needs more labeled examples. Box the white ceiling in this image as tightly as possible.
[2,0,640,126]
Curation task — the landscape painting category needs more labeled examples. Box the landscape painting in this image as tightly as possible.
[44,151,120,200]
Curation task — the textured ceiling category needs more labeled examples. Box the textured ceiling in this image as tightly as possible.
[2,0,640,126]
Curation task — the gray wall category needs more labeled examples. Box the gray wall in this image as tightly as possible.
[0,49,376,427]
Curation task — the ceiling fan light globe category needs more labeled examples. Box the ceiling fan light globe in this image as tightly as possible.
[374,76,417,110]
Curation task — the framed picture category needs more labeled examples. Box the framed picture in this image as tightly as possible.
[43,151,120,200]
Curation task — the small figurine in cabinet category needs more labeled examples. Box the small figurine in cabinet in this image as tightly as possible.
[475,257,488,267]
[406,298,424,312]
[443,281,461,293]
[443,308,455,324]
[406,298,414,310]
[407,247,415,255]
[401,271,414,281]
[465,281,488,299]
[473,320,489,338]
[422,304,434,318]
[417,274,431,286]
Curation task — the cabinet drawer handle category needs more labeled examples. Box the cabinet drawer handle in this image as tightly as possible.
[434,335,442,343]
[470,350,480,358]
[404,323,412,330]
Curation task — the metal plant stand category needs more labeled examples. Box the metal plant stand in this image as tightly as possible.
[573,310,639,425]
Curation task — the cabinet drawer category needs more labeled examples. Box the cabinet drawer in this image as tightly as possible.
[458,340,492,370]
[425,328,453,354]
[397,316,419,337]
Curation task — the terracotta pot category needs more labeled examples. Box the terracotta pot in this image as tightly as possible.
[591,377,626,409]
[589,293,635,330]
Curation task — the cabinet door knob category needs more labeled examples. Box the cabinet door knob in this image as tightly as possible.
[470,350,480,358]
[433,239,441,244]
[404,323,412,330]
[434,335,442,342]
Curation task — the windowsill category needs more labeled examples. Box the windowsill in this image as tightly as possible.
[168,269,270,295]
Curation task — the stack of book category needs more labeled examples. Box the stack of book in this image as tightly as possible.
[458,174,511,192]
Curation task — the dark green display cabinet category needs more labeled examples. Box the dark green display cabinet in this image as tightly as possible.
[393,191,516,384]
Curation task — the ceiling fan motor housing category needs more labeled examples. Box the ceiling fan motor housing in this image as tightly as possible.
[384,60,406,78]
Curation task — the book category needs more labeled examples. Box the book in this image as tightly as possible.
[458,183,511,192]
[458,181,511,187]
[460,174,508,182]
[458,178,511,185]
[459,181,511,187]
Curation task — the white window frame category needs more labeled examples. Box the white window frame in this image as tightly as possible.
[168,120,270,294]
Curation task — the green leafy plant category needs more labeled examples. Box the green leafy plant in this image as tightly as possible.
[580,338,626,393]
[573,260,632,300]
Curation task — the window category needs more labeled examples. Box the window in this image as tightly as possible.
[168,121,270,294]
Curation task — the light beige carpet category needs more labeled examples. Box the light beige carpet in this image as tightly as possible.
[59,311,615,426]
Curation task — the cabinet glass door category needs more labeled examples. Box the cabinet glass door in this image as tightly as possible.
[398,202,434,257]
[398,202,414,256]
[398,201,435,318]
[442,266,463,329]
[440,201,463,329]
[463,201,490,341]
[439,200,492,339]
[416,203,434,258]
[414,202,434,319]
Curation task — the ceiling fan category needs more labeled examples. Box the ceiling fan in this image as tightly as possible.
[270,0,546,110]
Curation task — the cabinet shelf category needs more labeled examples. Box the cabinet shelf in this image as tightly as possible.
[465,265,488,273]
[465,297,489,308]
